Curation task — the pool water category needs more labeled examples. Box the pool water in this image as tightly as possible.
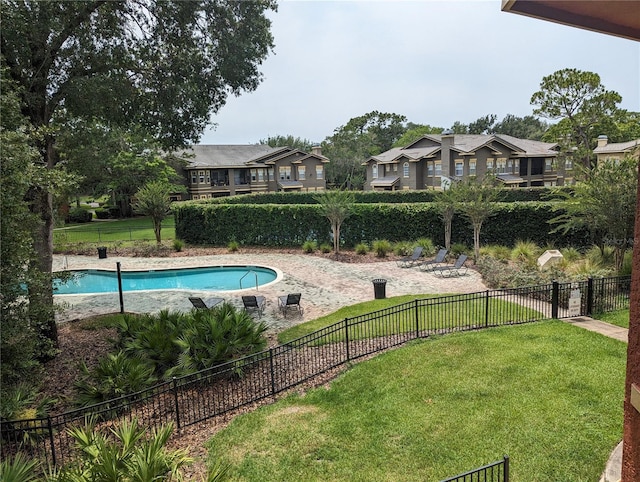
[53,266,278,295]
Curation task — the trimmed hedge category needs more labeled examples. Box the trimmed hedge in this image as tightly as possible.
[173,200,591,249]
[204,187,571,205]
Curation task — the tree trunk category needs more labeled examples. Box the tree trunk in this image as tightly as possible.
[154,221,162,245]
[333,223,340,254]
[621,166,640,481]
[473,220,482,261]
[444,214,453,250]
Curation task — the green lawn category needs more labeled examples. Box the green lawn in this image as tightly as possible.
[208,320,625,481]
[54,216,175,246]
[596,309,630,329]
[278,294,543,344]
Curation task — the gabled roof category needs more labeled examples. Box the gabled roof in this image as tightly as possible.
[179,145,282,169]
[593,139,640,154]
[381,134,558,161]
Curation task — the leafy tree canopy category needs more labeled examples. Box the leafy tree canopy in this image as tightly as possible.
[531,68,622,167]
[490,114,549,140]
[393,123,444,147]
[260,135,317,151]
[322,111,408,189]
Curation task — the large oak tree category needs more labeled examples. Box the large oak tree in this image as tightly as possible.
[1,0,277,346]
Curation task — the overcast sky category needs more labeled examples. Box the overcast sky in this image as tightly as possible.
[200,0,640,145]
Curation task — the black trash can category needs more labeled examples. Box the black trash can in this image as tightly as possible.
[97,246,107,259]
[372,278,387,299]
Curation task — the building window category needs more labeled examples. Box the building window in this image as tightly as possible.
[199,171,205,183]
[565,158,573,170]
[403,162,409,178]
[298,166,305,180]
[455,161,463,176]
[372,164,378,179]
[514,159,520,170]
[191,172,197,184]
[469,160,476,175]
[507,160,512,171]
[316,165,323,179]
[486,159,494,172]
[497,159,506,173]
[258,168,264,182]
[434,161,442,176]
[427,162,434,176]
[268,168,274,181]
[393,164,398,172]
[279,166,291,180]
[545,158,553,171]
[206,172,210,183]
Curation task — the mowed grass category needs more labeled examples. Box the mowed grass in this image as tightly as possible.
[278,294,543,344]
[54,216,175,244]
[208,320,625,482]
[596,309,630,329]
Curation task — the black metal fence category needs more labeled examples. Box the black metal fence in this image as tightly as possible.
[440,456,509,482]
[1,275,630,471]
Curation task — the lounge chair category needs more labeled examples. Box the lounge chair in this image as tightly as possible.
[432,254,468,277]
[278,293,304,317]
[189,296,224,309]
[396,246,423,268]
[418,248,449,271]
[242,295,266,316]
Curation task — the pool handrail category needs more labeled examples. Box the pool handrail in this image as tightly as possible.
[239,269,259,290]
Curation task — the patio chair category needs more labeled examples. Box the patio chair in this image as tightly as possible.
[242,295,266,316]
[189,296,224,310]
[432,254,468,277]
[396,246,423,268]
[278,293,304,317]
[418,248,449,272]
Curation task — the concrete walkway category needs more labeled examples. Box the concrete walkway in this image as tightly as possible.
[565,317,628,482]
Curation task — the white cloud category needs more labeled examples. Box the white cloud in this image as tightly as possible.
[201,0,640,145]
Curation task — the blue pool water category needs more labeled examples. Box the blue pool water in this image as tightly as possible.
[54,266,278,295]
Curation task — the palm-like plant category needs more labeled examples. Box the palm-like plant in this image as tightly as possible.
[169,303,267,378]
[75,351,157,407]
[0,453,40,482]
[50,419,191,481]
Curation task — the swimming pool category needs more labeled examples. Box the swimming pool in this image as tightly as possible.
[53,265,279,295]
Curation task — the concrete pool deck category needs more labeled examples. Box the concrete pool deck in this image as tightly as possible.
[53,252,488,332]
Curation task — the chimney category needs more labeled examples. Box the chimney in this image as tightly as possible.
[311,145,322,157]
[440,129,454,178]
[597,135,608,148]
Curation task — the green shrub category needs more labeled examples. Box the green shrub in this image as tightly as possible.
[586,245,615,267]
[620,250,633,276]
[480,244,512,261]
[228,240,239,252]
[355,242,369,255]
[320,243,332,253]
[372,239,392,258]
[415,238,436,256]
[75,351,157,407]
[94,208,109,219]
[511,240,541,267]
[560,246,581,263]
[0,453,40,482]
[173,239,183,252]
[450,243,467,256]
[302,240,317,253]
[50,419,194,482]
[393,241,413,256]
[67,207,92,224]
[168,303,267,378]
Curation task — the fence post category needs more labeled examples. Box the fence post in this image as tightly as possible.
[172,378,181,429]
[503,454,510,481]
[586,277,594,316]
[344,318,350,362]
[415,299,420,338]
[269,348,276,396]
[485,290,490,327]
[551,281,559,319]
[47,416,57,468]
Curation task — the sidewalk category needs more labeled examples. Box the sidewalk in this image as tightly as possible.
[566,316,628,482]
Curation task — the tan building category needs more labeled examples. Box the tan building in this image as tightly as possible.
[177,145,329,199]
[362,133,564,190]
[593,135,640,164]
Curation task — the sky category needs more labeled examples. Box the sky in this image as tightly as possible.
[200,0,640,145]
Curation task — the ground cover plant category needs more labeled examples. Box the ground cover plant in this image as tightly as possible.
[208,320,626,481]
[277,294,543,344]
